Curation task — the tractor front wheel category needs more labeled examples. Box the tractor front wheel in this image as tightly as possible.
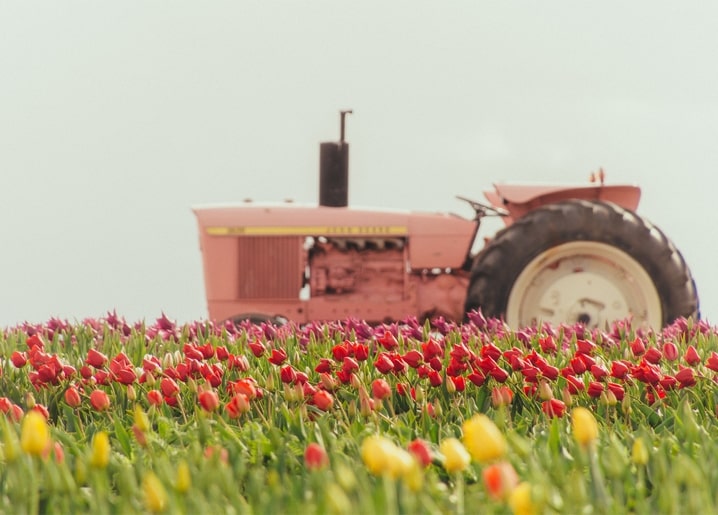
[464,200,699,330]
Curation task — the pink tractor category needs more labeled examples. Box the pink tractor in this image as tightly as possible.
[193,112,698,329]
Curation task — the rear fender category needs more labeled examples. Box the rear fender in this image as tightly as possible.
[484,184,641,225]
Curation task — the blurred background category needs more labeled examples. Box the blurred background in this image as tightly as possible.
[2,2,716,327]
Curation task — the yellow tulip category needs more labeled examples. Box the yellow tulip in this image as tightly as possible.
[632,437,649,465]
[462,414,506,463]
[439,438,471,473]
[176,460,191,493]
[508,482,537,515]
[386,447,415,480]
[360,435,394,476]
[134,405,150,433]
[20,411,50,457]
[90,431,111,468]
[143,471,168,513]
[571,407,599,447]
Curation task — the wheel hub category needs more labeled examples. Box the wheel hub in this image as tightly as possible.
[505,241,662,329]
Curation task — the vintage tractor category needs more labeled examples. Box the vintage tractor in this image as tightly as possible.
[193,112,699,330]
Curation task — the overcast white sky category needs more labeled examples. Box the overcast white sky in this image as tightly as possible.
[2,2,717,328]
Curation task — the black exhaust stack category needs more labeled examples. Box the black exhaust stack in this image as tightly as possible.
[319,110,352,207]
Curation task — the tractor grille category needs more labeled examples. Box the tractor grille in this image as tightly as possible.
[237,236,302,299]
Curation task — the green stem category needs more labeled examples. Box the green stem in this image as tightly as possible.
[455,473,465,515]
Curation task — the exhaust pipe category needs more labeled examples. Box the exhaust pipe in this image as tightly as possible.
[319,110,352,207]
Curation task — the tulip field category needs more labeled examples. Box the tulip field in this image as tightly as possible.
[3,311,718,514]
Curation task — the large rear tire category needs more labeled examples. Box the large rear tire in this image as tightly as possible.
[464,200,699,329]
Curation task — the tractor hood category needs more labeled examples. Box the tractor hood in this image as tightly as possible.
[193,203,477,269]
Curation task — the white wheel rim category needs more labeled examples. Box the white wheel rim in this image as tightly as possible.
[505,241,662,329]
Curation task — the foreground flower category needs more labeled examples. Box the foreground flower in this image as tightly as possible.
[632,437,649,465]
[509,482,537,515]
[90,431,111,468]
[462,414,506,463]
[571,407,598,448]
[407,438,433,468]
[360,435,414,479]
[176,460,191,493]
[439,437,470,473]
[20,410,50,456]
[304,443,329,470]
[90,390,111,411]
[143,471,168,513]
[198,390,220,412]
[483,461,519,500]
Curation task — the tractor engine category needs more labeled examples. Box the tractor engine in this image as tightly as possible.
[308,237,406,300]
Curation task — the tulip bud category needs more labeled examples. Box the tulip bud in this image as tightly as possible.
[89,431,111,468]
[176,460,191,493]
[143,471,168,513]
[632,437,649,465]
[439,438,471,473]
[126,384,137,402]
[571,407,598,447]
[20,411,50,456]
[538,380,553,401]
[462,414,506,463]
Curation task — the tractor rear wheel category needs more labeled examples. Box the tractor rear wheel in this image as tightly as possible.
[464,200,699,329]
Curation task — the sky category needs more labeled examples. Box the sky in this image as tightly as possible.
[2,2,718,328]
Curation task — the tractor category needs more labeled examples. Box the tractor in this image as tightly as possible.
[193,112,698,330]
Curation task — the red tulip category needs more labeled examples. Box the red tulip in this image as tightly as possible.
[86,348,108,368]
[377,331,398,350]
[644,347,662,364]
[590,364,609,381]
[332,343,351,362]
[160,377,180,398]
[541,398,566,418]
[64,385,82,407]
[428,370,443,387]
[610,360,630,380]
[662,342,679,362]
[90,390,110,411]
[480,343,501,361]
[280,365,297,384]
[341,357,359,374]
[606,382,625,401]
[248,340,266,358]
[374,353,394,374]
[576,339,596,355]
[684,345,701,366]
[304,443,329,470]
[422,338,443,360]
[489,367,509,383]
[676,367,697,387]
[312,390,334,411]
[407,438,433,468]
[449,375,466,393]
[564,374,584,394]
[268,348,287,366]
[707,351,718,372]
[225,393,250,418]
[491,386,513,407]
[371,378,392,400]
[630,337,646,357]
[147,389,163,406]
[467,370,486,387]
[539,336,557,354]
[10,351,27,368]
[587,381,604,398]
[354,344,369,362]
[198,390,220,412]
[403,350,423,368]
[215,346,229,361]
